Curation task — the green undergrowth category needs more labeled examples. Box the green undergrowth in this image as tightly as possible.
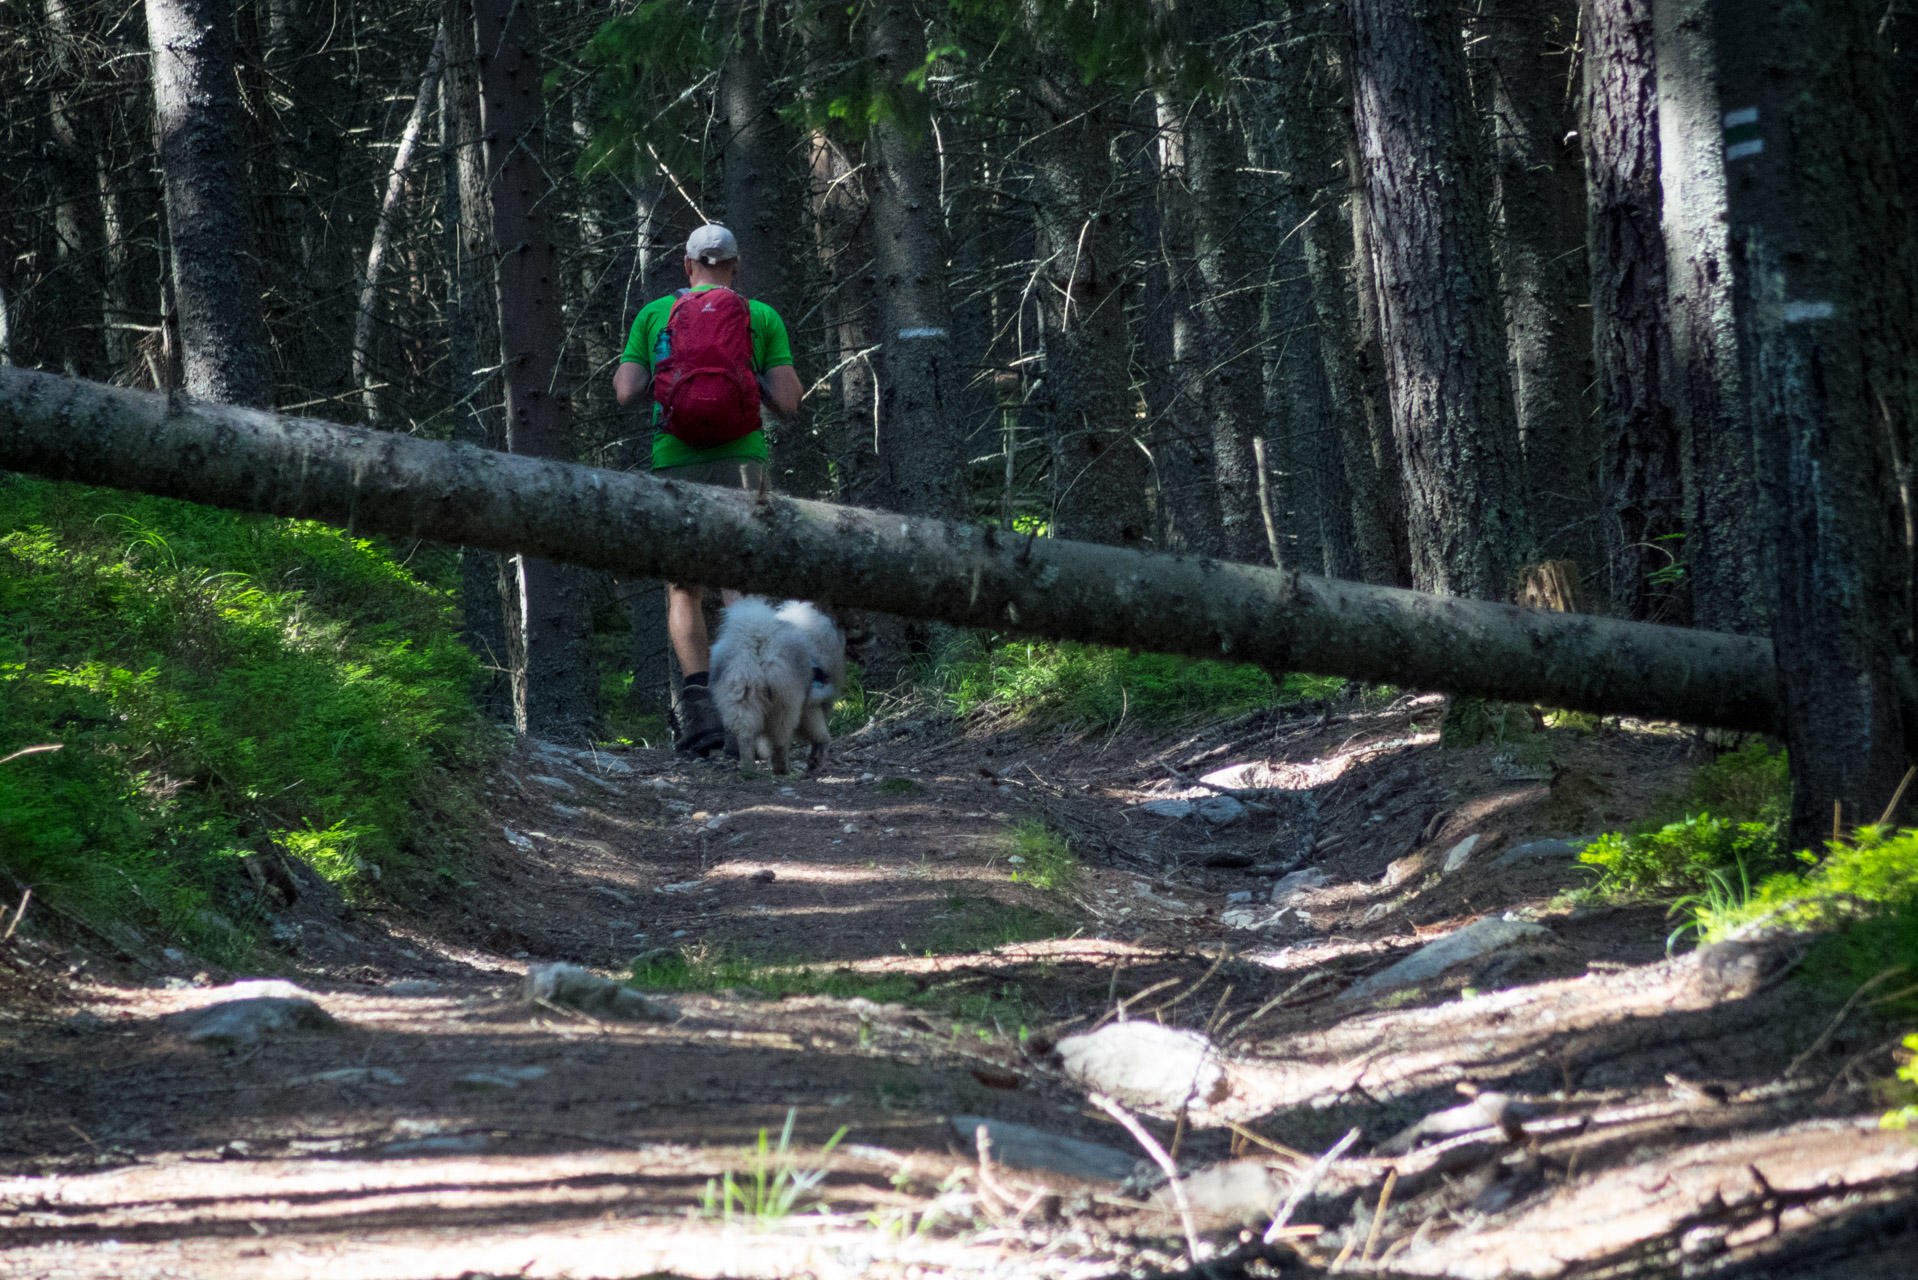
[0,478,488,964]
[1006,820,1079,891]
[1693,825,1918,1008]
[930,632,1347,730]
[1580,741,1791,899]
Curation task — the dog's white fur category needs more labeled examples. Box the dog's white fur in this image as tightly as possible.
[709,597,846,774]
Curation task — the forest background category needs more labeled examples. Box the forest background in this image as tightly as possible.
[5,0,1918,948]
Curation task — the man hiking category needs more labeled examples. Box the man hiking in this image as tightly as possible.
[613,224,802,756]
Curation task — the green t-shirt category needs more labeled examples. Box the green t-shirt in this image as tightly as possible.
[620,285,794,470]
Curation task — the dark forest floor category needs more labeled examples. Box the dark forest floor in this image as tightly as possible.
[2,694,1913,1278]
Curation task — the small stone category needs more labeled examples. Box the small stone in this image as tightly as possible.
[1150,1160,1287,1226]
[952,1116,1136,1182]
[655,879,705,894]
[1138,798,1194,819]
[1270,867,1328,906]
[501,828,535,853]
[458,1065,549,1090]
[528,774,578,796]
[1225,890,1253,904]
[591,885,635,907]
[171,993,341,1052]
[1055,1021,1228,1116]
[1197,795,1247,826]
[1340,916,1551,1002]
[750,869,776,884]
[1441,834,1481,875]
[525,962,679,1022]
[1495,835,1601,868]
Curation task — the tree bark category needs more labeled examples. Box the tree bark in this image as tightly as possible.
[472,0,596,739]
[1713,0,1916,845]
[1583,0,1685,623]
[145,0,273,407]
[1654,0,1764,636]
[1347,0,1536,598]
[1029,66,1149,547]
[864,3,965,522]
[717,0,827,498]
[0,364,1795,735]
[1474,0,1601,585]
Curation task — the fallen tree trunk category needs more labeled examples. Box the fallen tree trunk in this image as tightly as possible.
[1,366,1780,731]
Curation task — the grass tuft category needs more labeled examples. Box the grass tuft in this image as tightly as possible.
[700,1109,848,1226]
[1005,820,1079,891]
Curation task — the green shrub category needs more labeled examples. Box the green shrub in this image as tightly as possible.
[930,632,1337,730]
[1881,1033,1918,1131]
[1695,826,1918,1007]
[0,479,487,962]
[1580,741,1790,899]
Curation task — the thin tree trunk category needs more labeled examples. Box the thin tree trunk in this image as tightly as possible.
[1146,96,1221,556]
[1029,66,1149,547]
[1475,0,1601,587]
[1713,0,1916,844]
[864,3,965,521]
[45,0,109,380]
[354,28,446,428]
[1583,0,1685,623]
[718,0,827,498]
[440,0,508,719]
[472,0,596,739]
[1654,0,1764,635]
[1347,0,1536,598]
[1269,16,1401,585]
[144,0,273,407]
[0,363,1801,736]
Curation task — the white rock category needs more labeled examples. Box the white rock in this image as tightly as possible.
[528,774,578,796]
[1055,1021,1228,1114]
[1269,867,1328,905]
[1225,890,1253,904]
[655,879,705,894]
[458,1065,550,1090]
[1441,833,1481,874]
[1339,917,1551,1002]
[501,827,535,852]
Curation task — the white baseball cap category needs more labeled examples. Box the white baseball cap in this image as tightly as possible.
[686,224,739,265]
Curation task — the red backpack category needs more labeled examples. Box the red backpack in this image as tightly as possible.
[652,287,761,447]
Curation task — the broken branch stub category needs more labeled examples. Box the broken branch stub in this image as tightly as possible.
[0,367,1783,730]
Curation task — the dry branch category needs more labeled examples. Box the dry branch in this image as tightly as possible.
[0,368,1793,731]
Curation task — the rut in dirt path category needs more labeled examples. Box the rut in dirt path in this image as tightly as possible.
[3,699,1915,1279]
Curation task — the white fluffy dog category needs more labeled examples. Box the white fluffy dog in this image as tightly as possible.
[709,598,846,774]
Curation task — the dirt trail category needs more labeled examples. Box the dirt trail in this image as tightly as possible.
[2,696,1913,1278]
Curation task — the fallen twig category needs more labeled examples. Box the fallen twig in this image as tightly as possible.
[1784,965,1905,1078]
[2,887,29,942]
[1088,1091,1203,1264]
[0,744,61,766]
[1363,1167,1398,1262]
[1264,1126,1360,1244]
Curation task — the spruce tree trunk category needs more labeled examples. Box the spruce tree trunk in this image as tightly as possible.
[1347,0,1536,598]
[471,0,596,740]
[1583,0,1685,623]
[441,0,509,719]
[144,0,273,407]
[1270,14,1402,586]
[1184,97,1268,566]
[1030,63,1149,547]
[0,363,1800,737]
[45,0,109,380]
[864,3,965,522]
[1713,0,1917,845]
[718,0,827,499]
[1474,0,1601,585]
[1654,0,1764,636]
[1146,98,1222,556]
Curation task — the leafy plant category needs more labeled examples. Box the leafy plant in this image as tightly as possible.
[700,1109,848,1225]
[1881,1033,1918,1131]
[1579,741,1790,899]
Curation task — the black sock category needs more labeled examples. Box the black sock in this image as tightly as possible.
[682,671,709,688]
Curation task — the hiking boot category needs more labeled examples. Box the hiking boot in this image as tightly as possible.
[672,685,727,757]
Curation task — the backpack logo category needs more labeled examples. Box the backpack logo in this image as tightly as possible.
[652,288,760,447]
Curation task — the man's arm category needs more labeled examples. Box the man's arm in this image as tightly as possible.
[759,365,801,419]
[613,360,649,407]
